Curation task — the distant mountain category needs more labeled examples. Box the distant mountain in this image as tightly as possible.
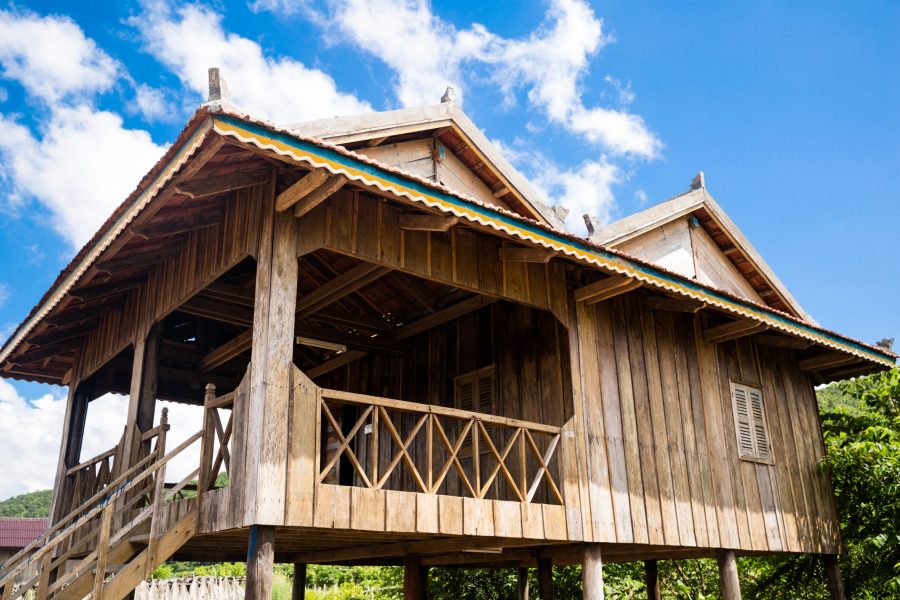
[0,490,52,518]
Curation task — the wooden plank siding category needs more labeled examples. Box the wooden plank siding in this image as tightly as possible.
[298,190,570,325]
[77,187,264,381]
[572,293,841,552]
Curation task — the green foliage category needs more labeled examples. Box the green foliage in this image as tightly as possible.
[0,489,52,518]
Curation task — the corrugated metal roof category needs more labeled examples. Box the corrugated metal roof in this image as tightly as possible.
[0,518,47,548]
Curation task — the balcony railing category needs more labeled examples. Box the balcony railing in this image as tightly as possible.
[318,389,564,504]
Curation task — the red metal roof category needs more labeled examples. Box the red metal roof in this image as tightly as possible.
[0,518,47,548]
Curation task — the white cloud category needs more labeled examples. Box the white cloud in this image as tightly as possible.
[0,379,202,500]
[0,106,166,247]
[135,2,372,123]
[0,10,120,103]
[494,139,620,234]
[0,9,167,249]
[300,0,661,158]
[132,83,173,122]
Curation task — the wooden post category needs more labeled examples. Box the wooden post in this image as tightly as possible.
[122,322,161,473]
[146,408,169,577]
[50,378,90,524]
[245,525,275,600]
[537,557,553,600]
[292,563,307,600]
[823,555,845,600]
[404,554,425,599]
[582,544,604,600]
[518,566,530,600]
[644,560,660,600]
[243,173,299,526]
[716,549,741,600]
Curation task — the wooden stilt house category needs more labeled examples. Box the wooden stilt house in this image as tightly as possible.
[0,75,894,600]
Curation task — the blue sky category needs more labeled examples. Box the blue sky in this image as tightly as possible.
[0,0,896,497]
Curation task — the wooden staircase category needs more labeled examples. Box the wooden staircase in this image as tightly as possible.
[0,410,203,600]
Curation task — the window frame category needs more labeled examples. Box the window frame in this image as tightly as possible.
[729,380,774,465]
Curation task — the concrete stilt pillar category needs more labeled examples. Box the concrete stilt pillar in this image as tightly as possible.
[245,526,275,600]
[292,563,307,600]
[823,555,845,600]
[644,559,660,600]
[582,544,604,600]
[716,549,741,600]
[537,557,553,600]
[517,566,530,600]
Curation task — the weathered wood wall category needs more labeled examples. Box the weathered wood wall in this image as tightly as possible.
[77,188,264,382]
[573,293,840,553]
[315,302,571,502]
[297,190,569,325]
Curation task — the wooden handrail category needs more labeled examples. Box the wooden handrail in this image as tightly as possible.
[318,389,564,505]
[320,388,562,435]
[0,429,202,590]
[65,447,116,476]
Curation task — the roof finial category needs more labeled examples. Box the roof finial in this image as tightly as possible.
[208,67,230,102]
[690,171,705,190]
[583,213,601,236]
[441,85,455,103]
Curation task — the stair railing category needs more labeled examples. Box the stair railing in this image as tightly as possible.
[0,409,203,600]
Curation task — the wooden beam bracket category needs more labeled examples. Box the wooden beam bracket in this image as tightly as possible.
[703,318,768,344]
[574,275,642,305]
[399,212,458,232]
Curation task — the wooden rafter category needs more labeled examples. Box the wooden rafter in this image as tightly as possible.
[70,273,148,302]
[94,243,181,274]
[306,294,496,378]
[645,296,705,314]
[179,297,253,327]
[398,213,458,232]
[498,246,554,264]
[174,168,271,199]
[574,275,642,305]
[703,319,768,344]
[197,330,252,372]
[275,169,329,212]
[799,353,859,372]
[293,175,347,218]
[296,263,390,317]
[132,205,225,240]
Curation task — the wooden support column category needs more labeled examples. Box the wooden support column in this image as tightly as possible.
[517,566,530,600]
[644,560,660,600]
[292,563,307,600]
[537,557,553,600]
[49,376,89,523]
[246,526,275,600]
[716,550,741,600]
[823,555,845,600]
[403,555,426,600]
[122,322,161,472]
[582,545,604,600]
[244,173,300,526]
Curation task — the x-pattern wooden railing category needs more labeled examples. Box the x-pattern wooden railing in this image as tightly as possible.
[318,389,564,504]
[199,384,235,492]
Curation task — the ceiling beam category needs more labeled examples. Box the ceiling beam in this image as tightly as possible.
[399,213,458,232]
[306,294,496,378]
[29,320,100,347]
[174,168,271,199]
[296,263,390,317]
[275,169,329,212]
[703,319,768,344]
[574,275,642,305]
[498,246,554,264]
[179,297,254,327]
[296,324,407,355]
[131,205,225,239]
[197,329,253,372]
[290,535,537,564]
